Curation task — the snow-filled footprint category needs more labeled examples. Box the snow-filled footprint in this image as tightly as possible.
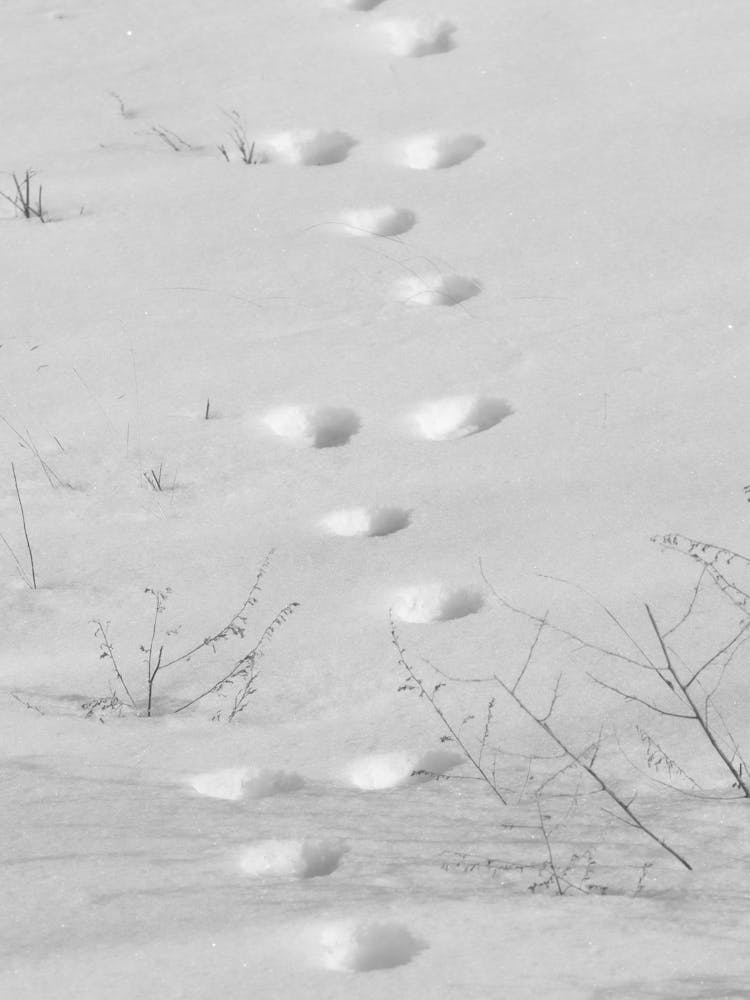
[392,583,484,623]
[378,18,456,57]
[239,839,347,879]
[321,920,426,971]
[262,405,361,448]
[413,395,513,441]
[320,506,409,538]
[338,206,416,238]
[346,749,464,790]
[400,133,484,170]
[397,273,480,306]
[259,130,356,166]
[187,767,304,801]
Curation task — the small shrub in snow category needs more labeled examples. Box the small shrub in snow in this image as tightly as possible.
[217,110,265,165]
[91,550,298,718]
[1,170,47,222]
[395,541,750,884]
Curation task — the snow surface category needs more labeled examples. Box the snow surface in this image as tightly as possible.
[4,1,750,997]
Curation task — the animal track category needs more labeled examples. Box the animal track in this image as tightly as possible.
[321,920,426,971]
[259,130,357,166]
[346,749,464,790]
[413,395,513,441]
[338,206,416,237]
[239,839,347,878]
[401,133,484,170]
[392,583,484,623]
[263,405,361,448]
[398,274,480,306]
[379,18,456,57]
[320,506,409,537]
[188,767,304,801]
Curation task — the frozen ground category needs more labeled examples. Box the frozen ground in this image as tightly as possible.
[3,1,750,997]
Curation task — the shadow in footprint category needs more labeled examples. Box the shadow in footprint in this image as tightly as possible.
[414,395,513,441]
[402,133,484,170]
[240,839,347,879]
[263,405,361,448]
[339,206,416,238]
[321,506,410,538]
[399,274,480,306]
[322,921,427,971]
[381,18,456,57]
[260,130,357,166]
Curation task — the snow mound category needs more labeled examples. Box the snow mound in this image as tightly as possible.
[259,130,356,166]
[401,133,484,169]
[398,273,480,306]
[320,506,409,537]
[392,583,484,623]
[321,920,426,971]
[239,838,347,878]
[346,749,464,790]
[263,405,361,448]
[339,206,416,237]
[187,767,304,801]
[414,395,512,440]
[379,18,456,57]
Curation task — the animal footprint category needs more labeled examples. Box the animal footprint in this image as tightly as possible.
[398,274,480,306]
[320,506,409,537]
[187,767,304,801]
[401,133,484,170]
[379,18,456,57]
[239,839,347,878]
[414,395,512,441]
[263,405,361,448]
[346,749,464,790]
[259,130,356,166]
[392,583,483,623]
[338,206,416,237]
[321,920,426,971]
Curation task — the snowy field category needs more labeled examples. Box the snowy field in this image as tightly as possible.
[3,1,750,997]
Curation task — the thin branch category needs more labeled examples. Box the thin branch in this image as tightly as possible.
[11,463,36,589]
[586,673,694,720]
[172,601,299,714]
[535,797,564,896]
[478,559,654,672]
[536,572,655,669]
[93,619,137,709]
[0,530,31,589]
[392,619,507,805]
[685,619,750,688]
[645,604,750,798]
[512,611,548,693]
[494,674,692,870]
[664,565,707,637]
[159,550,276,670]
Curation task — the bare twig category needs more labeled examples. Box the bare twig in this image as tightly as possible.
[645,604,750,798]
[494,674,692,870]
[392,618,508,805]
[11,463,36,589]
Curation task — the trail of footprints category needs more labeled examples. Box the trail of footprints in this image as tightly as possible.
[185,0,501,976]
[185,749,463,969]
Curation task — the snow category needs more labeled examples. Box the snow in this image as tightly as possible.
[3,0,750,997]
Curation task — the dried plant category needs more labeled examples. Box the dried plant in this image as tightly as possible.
[92,551,299,718]
[1,170,46,221]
